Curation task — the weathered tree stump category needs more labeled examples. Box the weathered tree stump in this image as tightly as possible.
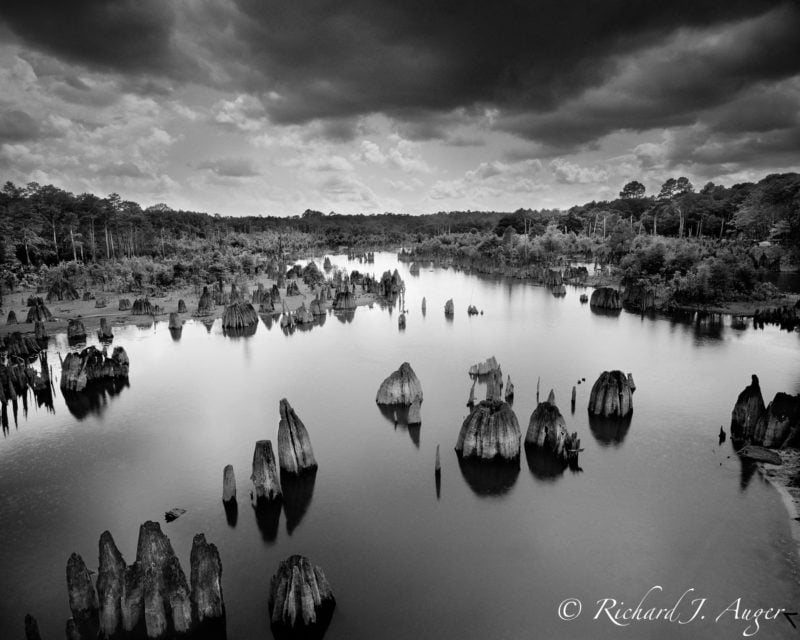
[588,370,635,417]
[98,318,113,341]
[66,553,99,637]
[278,399,317,475]
[455,399,521,461]
[590,287,621,310]
[376,362,423,405]
[190,534,225,628]
[268,555,335,638]
[251,440,282,504]
[131,298,153,316]
[223,465,236,502]
[67,319,87,344]
[730,374,766,441]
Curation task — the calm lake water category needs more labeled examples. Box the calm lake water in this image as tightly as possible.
[2,252,800,640]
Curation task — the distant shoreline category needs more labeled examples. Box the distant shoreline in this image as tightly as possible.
[0,275,378,340]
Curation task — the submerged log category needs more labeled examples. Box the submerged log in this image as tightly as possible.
[588,370,634,417]
[190,534,225,627]
[455,399,521,461]
[268,555,335,637]
[375,362,423,405]
[444,298,454,316]
[730,374,766,441]
[223,465,236,502]
[67,319,87,344]
[737,445,782,465]
[590,287,622,310]
[278,399,318,475]
[251,440,282,504]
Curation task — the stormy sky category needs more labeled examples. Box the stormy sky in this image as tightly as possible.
[0,0,798,215]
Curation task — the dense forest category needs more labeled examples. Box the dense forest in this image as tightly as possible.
[0,172,798,307]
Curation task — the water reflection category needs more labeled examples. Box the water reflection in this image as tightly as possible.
[377,404,421,447]
[281,470,317,534]
[524,444,567,481]
[223,499,238,528]
[588,414,632,446]
[169,327,183,341]
[223,324,258,339]
[456,455,519,496]
[590,307,621,318]
[737,455,759,491]
[335,309,356,324]
[253,499,282,543]
[62,379,129,420]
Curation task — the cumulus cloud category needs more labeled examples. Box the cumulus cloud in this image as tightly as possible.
[212,94,265,131]
[195,156,260,177]
[549,159,609,184]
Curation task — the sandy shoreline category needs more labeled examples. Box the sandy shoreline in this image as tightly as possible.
[0,275,379,340]
[758,449,800,562]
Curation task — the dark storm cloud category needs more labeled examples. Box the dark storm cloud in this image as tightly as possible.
[2,0,798,160]
[223,0,796,125]
[494,3,800,148]
[0,0,183,75]
[0,109,41,143]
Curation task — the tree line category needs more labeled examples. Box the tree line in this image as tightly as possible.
[1,172,798,268]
